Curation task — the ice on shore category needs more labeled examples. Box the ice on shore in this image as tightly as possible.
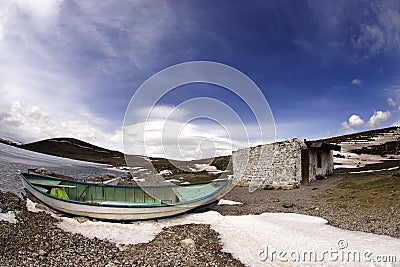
[52,208,400,266]
[0,211,17,223]
[348,166,399,174]
[217,199,243,205]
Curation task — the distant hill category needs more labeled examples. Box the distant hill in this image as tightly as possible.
[0,137,22,147]
[4,126,398,170]
[19,138,126,166]
[319,126,400,144]
[15,137,232,171]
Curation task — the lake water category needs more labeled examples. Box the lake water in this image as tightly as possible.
[0,143,126,195]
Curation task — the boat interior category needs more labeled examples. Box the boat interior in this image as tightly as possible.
[21,172,228,205]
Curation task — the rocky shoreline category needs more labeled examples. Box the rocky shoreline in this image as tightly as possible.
[0,192,244,267]
[1,166,399,266]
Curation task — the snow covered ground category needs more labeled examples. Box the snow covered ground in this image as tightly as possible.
[334,128,400,169]
[26,199,400,266]
[0,211,17,223]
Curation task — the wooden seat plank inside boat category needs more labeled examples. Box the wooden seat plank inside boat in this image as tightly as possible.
[31,181,77,188]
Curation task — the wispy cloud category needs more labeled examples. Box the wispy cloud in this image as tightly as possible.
[0,0,176,149]
[306,0,400,61]
[351,79,363,86]
[353,0,400,55]
[388,97,397,107]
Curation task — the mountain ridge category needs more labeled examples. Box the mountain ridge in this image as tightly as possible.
[1,126,398,169]
[19,137,126,166]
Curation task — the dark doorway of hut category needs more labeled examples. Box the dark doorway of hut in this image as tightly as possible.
[301,149,309,184]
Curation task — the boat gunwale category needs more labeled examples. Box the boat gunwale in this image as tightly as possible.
[20,172,230,208]
[22,172,228,188]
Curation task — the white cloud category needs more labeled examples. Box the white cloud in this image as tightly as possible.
[0,0,62,44]
[388,97,397,107]
[0,1,177,150]
[123,119,239,160]
[351,79,363,86]
[341,114,364,132]
[366,110,391,128]
[123,104,257,160]
[348,114,365,128]
[13,0,62,25]
[341,121,350,132]
[0,100,123,151]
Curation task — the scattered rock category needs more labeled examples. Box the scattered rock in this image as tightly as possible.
[37,250,47,256]
[34,167,51,175]
[282,203,294,208]
[263,184,299,190]
[334,154,345,158]
[159,170,173,176]
[0,192,24,212]
[123,224,242,266]
[88,174,116,183]
[179,238,196,250]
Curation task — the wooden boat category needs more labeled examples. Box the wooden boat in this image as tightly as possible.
[20,172,230,221]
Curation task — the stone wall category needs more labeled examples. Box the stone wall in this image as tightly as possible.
[232,138,307,189]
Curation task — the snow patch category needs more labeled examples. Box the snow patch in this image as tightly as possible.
[28,202,400,266]
[159,170,172,176]
[334,128,400,169]
[192,164,226,174]
[348,166,399,174]
[163,179,180,183]
[218,199,243,205]
[0,211,17,223]
[26,198,40,212]
[58,217,166,246]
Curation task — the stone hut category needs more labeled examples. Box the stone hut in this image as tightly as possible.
[232,138,340,189]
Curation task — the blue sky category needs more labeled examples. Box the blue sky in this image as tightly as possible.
[0,0,400,157]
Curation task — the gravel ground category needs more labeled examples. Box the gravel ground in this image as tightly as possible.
[1,168,398,266]
[0,192,244,267]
